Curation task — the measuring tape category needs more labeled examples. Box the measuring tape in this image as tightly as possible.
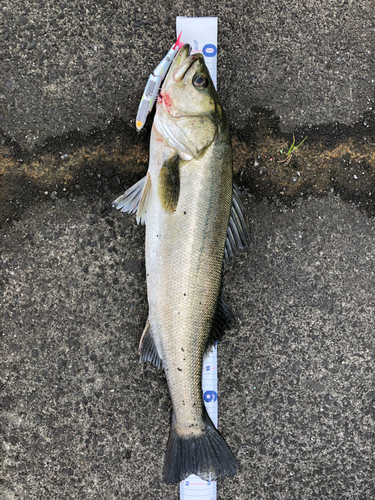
[176,17,218,90]
[177,18,219,499]
[179,345,218,500]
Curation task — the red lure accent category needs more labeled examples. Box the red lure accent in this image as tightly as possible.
[173,31,184,51]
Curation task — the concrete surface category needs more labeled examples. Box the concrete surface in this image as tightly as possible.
[1,2,375,499]
[1,193,375,499]
[1,0,374,150]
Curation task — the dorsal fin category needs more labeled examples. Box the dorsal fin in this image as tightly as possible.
[206,185,249,352]
[205,287,234,353]
[224,184,250,264]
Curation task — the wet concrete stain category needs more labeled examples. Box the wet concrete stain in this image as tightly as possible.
[1,107,375,226]
[233,108,375,214]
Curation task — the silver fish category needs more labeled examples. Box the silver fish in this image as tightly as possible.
[113,44,249,483]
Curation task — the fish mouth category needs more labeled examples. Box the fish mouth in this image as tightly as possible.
[158,44,190,106]
[172,49,203,84]
[158,45,204,119]
[171,43,191,72]
[163,44,203,87]
[155,49,200,157]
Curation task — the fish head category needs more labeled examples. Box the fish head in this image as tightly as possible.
[162,44,220,118]
[155,44,226,159]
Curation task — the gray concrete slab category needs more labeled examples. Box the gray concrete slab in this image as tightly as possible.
[1,3,375,499]
[1,193,374,499]
[1,1,374,150]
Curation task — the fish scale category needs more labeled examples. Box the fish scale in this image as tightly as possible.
[147,142,231,432]
[113,43,248,483]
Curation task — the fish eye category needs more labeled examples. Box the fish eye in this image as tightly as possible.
[193,74,208,89]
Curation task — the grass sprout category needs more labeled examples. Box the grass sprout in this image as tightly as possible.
[278,135,307,165]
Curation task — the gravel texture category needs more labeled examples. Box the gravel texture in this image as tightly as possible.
[0,0,374,149]
[1,193,375,499]
[1,3,375,499]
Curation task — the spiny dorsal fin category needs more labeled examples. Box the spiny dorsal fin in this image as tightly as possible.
[205,185,249,352]
[112,173,152,226]
[224,184,250,264]
[139,319,163,369]
[158,154,180,214]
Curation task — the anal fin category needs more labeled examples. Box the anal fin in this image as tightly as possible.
[139,320,163,369]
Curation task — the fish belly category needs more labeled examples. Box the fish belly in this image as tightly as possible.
[146,139,232,435]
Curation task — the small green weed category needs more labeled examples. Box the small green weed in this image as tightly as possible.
[279,135,307,165]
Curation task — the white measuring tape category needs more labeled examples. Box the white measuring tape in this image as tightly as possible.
[179,345,218,500]
[176,17,218,90]
[176,17,219,500]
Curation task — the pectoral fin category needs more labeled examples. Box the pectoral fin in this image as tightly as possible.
[158,154,180,214]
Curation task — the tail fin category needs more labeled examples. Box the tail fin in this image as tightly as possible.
[163,407,239,483]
